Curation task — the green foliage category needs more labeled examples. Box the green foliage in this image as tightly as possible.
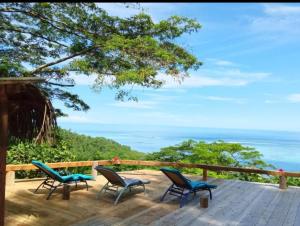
[146,139,292,185]
[7,128,146,177]
[0,3,202,114]
[56,128,145,161]
[147,139,273,169]
[7,138,75,178]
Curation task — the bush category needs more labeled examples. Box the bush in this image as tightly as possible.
[7,139,75,178]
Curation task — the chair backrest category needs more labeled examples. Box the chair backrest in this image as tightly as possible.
[160,168,192,189]
[32,160,64,183]
[95,166,126,187]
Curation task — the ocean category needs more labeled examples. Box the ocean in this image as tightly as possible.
[60,122,300,172]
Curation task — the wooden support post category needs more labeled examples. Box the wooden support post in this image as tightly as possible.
[203,169,208,181]
[0,85,8,226]
[5,171,15,187]
[279,175,287,189]
[62,184,70,200]
[92,161,98,180]
[200,195,208,208]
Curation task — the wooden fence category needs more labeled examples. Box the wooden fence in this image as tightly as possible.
[6,159,300,189]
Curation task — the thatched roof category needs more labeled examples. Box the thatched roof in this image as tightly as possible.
[0,77,56,143]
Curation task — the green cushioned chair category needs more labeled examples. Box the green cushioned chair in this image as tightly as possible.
[160,167,217,208]
[32,160,93,200]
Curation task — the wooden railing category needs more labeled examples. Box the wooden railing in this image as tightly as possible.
[6,159,300,189]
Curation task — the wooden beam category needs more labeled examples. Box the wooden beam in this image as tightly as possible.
[6,160,112,171]
[0,85,8,226]
[118,160,283,176]
[203,169,208,181]
[0,77,45,85]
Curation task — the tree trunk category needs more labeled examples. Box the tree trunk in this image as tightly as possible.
[0,85,8,226]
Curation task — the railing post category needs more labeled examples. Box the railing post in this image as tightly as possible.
[91,161,98,180]
[62,183,70,200]
[5,171,15,186]
[279,175,287,189]
[203,169,208,181]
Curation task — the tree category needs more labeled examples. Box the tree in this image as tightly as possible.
[147,139,274,169]
[0,3,201,115]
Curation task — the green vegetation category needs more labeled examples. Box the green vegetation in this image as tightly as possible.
[56,128,145,161]
[7,129,300,186]
[1,3,201,116]
[7,128,145,178]
[147,140,300,186]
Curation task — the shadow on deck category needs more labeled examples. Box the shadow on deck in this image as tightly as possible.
[5,170,300,226]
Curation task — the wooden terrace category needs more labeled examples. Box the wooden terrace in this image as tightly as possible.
[5,163,300,226]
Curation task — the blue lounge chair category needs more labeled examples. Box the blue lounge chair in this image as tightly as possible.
[32,160,93,200]
[95,166,149,205]
[160,168,217,208]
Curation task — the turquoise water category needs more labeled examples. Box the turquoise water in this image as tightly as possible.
[59,122,300,172]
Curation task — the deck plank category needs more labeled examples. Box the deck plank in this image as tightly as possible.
[187,181,258,226]
[235,183,279,226]
[5,170,300,226]
[151,179,243,226]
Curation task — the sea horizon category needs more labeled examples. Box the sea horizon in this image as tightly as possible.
[59,122,300,172]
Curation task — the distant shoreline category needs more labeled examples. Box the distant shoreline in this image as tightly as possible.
[59,122,300,172]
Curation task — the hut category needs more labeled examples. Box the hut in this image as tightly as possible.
[0,77,56,226]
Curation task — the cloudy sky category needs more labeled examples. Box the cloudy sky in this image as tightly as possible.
[55,3,300,132]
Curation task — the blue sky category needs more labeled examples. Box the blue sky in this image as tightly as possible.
[55,3,300,132]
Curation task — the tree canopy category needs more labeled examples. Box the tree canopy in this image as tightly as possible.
[147,139,273,169]
[0,3,201,115]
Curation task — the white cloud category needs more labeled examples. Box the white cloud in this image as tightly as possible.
[249,3,300,39]
[263,4,300,15]
[97,3,142,18]
[264,100,279,104]
[98,3,178,21]
[207,58,237,67]
[110,100,157,109]
[69,73,97,85]
[158,67,270,88]
[287,93,300,103]
[58,115,100,123]
[197,95,246,104]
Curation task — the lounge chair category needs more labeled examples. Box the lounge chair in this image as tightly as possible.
[95,166,150,205]
[32,160,93,200]
[160,167,217,208]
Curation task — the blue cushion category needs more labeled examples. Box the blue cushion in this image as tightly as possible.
[32,160,93,183]
[190,180,217,189]
[32,160,63,181]
[160,167,217,190]
[61,174,93,182]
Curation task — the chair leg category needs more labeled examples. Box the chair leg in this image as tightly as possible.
[46,183,61,200]
[35,178,48,193]
[75,181,77,188]
[114,188,127,205]
[208,188,212,200]
[142,184,146,195]
[97,182,109,199]
[84,180,88,191]
[160,184,173,202]
[180,192,190,208]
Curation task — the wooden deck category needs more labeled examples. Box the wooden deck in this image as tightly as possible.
[5,170,300,226]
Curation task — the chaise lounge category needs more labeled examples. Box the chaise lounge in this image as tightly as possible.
[160,167,217,208]
[32,160,93,200]
[95,166,150,205]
